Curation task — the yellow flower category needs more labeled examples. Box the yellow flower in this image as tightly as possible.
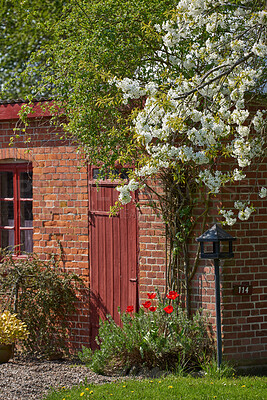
[80,392,84,396]
[168,386,173,389]
[90,391,93,394]
[241,385,246,388]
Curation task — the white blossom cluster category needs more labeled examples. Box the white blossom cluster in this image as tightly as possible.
[219,209,236,226]
[219,201,255,225]
[112,0,267,222]
[259,187,267,198]
[234,201,254,221]
[198,170,229,194]
[116,184,132,205]
[111,78,146,104]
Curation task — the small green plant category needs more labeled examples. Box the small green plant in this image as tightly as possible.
[0,310,29,345]
[201,357,235,379]
[79,290,214,374]
[0,250,84,357]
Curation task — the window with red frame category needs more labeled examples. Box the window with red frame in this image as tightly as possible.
[0,163,33,254]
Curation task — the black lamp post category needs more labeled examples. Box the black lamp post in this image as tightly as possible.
[196,223,236,368]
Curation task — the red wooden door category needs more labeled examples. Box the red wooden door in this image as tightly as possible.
[88,168,138,348]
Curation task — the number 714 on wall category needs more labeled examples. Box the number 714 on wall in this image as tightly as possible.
[233,285,252,295]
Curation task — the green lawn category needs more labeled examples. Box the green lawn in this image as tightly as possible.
[44,375,267,400]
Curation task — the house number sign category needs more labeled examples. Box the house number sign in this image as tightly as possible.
[233,285,252,295]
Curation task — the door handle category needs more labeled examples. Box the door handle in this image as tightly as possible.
[129,277,138,282]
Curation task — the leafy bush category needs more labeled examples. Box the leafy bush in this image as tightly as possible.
[0,250,83,358]
[79,290,214,375]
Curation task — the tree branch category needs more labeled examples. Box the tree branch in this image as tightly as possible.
[174,52,254,101]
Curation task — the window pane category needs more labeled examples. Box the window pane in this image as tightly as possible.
[120,169,131,179]
[0,171,13,198]
[0,229,14,251]
[93,168,104,180]
[92,168,131,180]
[0,201,14,226]
[20,230,33,253]
[20,201,33,227]
[20,171,33,198]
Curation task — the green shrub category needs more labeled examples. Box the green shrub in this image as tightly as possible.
[79,290,214,375]
[0,250,84,358]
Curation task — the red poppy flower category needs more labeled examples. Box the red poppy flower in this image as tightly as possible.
[126,305,134,313]
[149,306,157,312]
[166,291,179,300]
[142,301,152,309]
[164,305,174,314]
[147,293,156,299]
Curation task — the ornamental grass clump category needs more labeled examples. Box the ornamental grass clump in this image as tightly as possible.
[79,290,214,375]
[0,310,29,345]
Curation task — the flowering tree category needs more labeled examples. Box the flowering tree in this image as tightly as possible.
[20,0,267,311]
[113,0,266,215]
[107,0,267,302]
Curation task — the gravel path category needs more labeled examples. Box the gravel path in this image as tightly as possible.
[0,358,121,400]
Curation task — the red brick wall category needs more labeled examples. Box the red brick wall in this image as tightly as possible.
[0,112,90,350]
[189,161,267,366]
[220,161,267,365]
[1,102,266,364]
[137,163,267,366]
[138,180,166,302]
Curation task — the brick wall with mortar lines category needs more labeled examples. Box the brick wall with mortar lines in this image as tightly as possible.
[220,160,267,365]
[0,117,90,349]
[189,160,267,365]
[189,198,222,346]
[1,105,266,362]
[136,177,221,325]
[137,179,167,303]
[0,114,168,348]
[132,172,267,365]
